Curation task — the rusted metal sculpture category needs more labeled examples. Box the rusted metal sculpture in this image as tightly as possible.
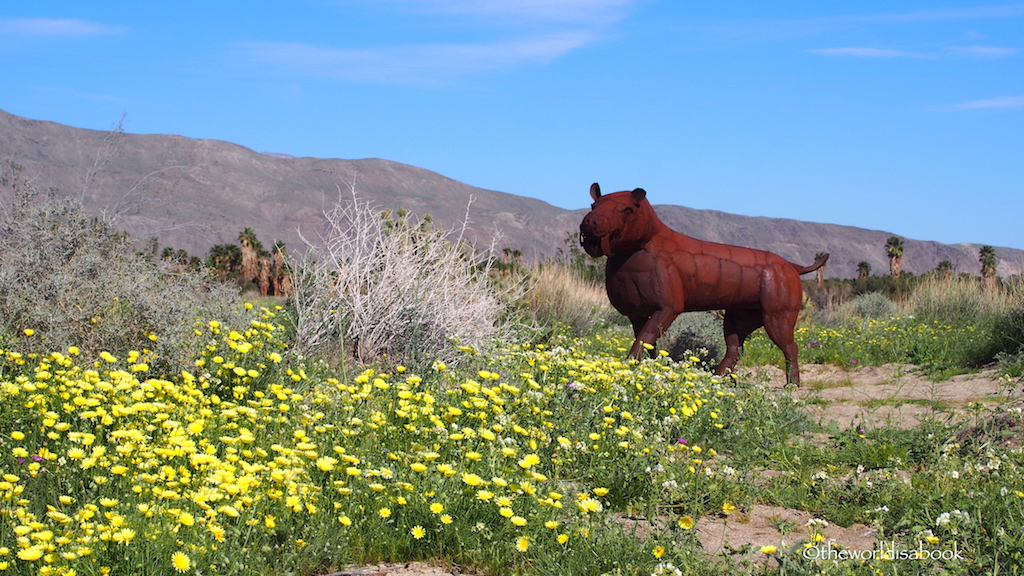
[580,183,828,386]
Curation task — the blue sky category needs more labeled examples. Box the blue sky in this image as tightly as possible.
[2,1,1022,249]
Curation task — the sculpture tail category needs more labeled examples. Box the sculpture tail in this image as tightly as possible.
[794,253,829,275]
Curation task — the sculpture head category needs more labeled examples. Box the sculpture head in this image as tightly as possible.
[580,183,655,258]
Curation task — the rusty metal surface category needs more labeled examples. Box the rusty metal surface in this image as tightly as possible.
[580,183,827,385]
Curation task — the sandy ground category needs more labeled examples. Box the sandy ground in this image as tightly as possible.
[325,364,1022,575]
[748,362,1017,429]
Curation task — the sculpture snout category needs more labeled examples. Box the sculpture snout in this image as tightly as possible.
[580,214,609,257]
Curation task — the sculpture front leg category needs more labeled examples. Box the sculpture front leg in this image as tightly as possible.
[628,309,681,360]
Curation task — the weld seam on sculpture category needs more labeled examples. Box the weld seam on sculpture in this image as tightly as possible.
[580,183,828,386]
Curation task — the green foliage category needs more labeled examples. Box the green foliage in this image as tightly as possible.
[978,245,997,279]
[753,276,1024,374]
[206,243,243,273]
[835,292,897,321]
[556,230,604,285]
[658,311,724,365]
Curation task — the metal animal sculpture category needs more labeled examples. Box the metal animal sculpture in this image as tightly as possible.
[580,183,828,386]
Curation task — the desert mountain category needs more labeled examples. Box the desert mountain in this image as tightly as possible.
[2,108,1021,279]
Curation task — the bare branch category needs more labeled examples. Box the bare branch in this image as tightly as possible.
[81,113,126,200]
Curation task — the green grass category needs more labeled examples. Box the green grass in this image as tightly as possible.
[741,316,998,373]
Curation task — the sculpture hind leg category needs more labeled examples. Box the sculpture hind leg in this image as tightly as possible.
[716,309,763,377]
[762,310,801,386]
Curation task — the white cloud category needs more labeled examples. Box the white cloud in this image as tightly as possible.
[381,0,636,26]
[809,47,918,58]
[869,4,1024,23]
[240,31,594,84]
[947,45,1018,58]
[0,17,126,37]
[691,4,1024,44]
[941,96,1024,110]
[240,0,637,84]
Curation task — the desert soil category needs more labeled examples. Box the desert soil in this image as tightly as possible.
[326,364,1020,575]
[752,362,1015,430]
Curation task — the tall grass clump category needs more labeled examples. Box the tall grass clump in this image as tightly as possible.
[522,263,613,334]
[292,189,520,367]
[905,275,1007,327]
[905,275,1014,365]
[0,174,242,364]
[992,277,1024,372]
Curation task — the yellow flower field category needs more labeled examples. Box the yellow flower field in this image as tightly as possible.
[0,307,751,575]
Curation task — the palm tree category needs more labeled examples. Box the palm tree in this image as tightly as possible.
[271,240,292,297]
[238,227,264,283]
[885,236,904,278]
[257,252,272,296]
[856,261,871,279]
[815,252,827,285]
[979,245,997,281]
[935,260,954,278]
[206,244,242,275]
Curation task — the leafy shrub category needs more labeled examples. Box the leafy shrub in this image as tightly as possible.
[835,291,897,321]
[0,175,242,363]
[659,311,723,364]
[292,190,520,367]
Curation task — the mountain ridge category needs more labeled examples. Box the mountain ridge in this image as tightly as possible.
[2,108,1021,279]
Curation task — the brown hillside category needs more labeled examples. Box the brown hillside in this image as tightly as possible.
[1,109,1021,279]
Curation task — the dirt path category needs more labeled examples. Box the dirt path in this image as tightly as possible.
[745,362,1018,429]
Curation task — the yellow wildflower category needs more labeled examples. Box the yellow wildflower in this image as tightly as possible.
[171,551,191,572]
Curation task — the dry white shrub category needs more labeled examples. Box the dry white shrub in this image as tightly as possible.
[293,186,519,366]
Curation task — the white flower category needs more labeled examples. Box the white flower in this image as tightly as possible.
[651,563,683,576]
[806,518,830,530]
[951,510,970,524]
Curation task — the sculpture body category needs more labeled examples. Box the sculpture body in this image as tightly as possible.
[579,183,828,385]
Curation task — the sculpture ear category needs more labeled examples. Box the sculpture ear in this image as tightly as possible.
[631,188,646,203]
[590,183,602,201]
